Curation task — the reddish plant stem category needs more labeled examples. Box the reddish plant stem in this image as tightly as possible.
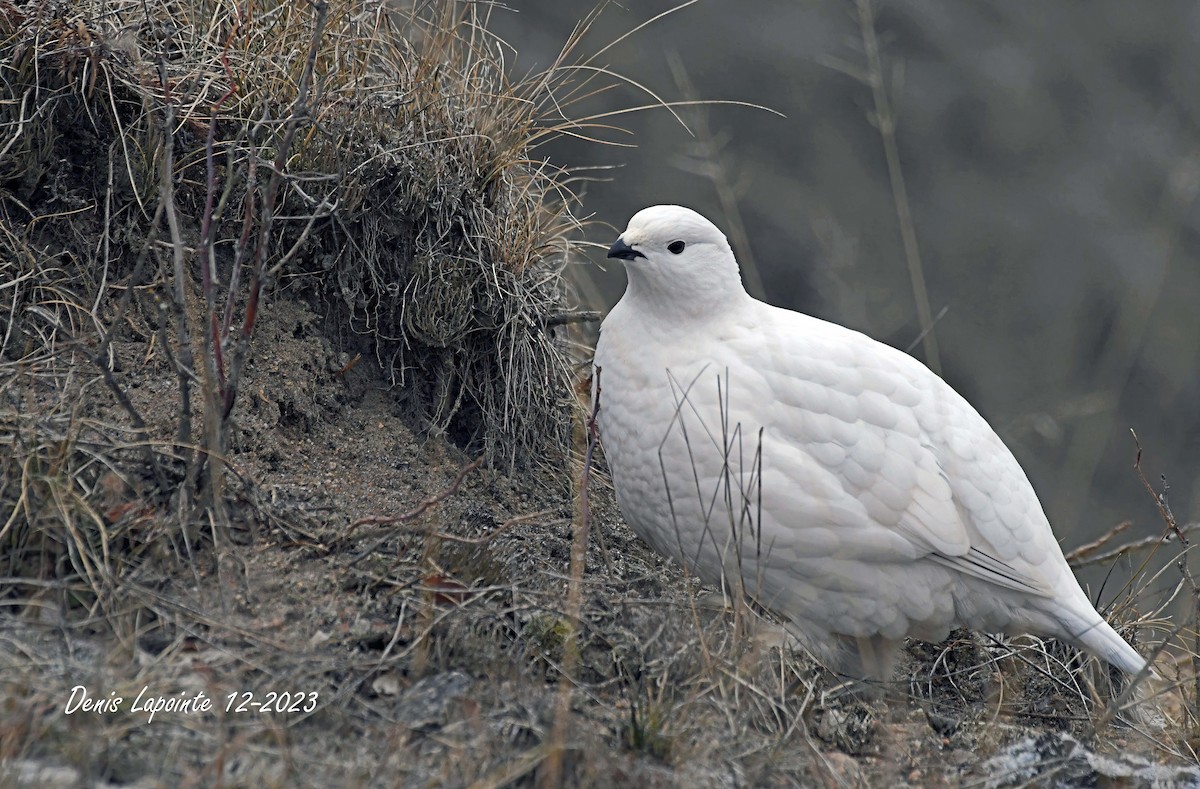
[222,0,328,421]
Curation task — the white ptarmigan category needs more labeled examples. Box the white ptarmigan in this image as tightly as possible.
[593,204,1149,681]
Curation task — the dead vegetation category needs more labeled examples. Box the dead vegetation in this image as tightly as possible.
[0,0,593,625]
[1,0,1200,786]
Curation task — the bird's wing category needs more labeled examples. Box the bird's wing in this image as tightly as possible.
[730,309,1058,598]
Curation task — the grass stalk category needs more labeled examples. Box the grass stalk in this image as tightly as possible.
[855,0,941,374]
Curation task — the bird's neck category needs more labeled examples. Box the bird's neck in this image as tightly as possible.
[621,267,753,325]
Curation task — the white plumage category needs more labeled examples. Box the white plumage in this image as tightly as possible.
[594,204,1148,680]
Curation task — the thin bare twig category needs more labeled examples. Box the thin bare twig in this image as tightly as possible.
[541,368,602,789]
[541,310,602,327]
[427,510,557,545]
[1068,524,1200,569]
[222,0,329,423]
[665,51,764,298]
[83,190,168,489]
[855,0,941,373]
[344,455,487,564]
[1130,429,1199,715]
[347,455,487,533]
[1065,521,1133,564]
[152,52,206,531]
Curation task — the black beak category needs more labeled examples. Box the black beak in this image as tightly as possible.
[607,237,645,261]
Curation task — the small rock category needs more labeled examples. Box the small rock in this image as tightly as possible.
[981,731,1200,787]
[394,671,473,731]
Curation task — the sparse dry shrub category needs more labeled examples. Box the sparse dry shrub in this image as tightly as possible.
[0,0,591,629]
[0,0,582,473]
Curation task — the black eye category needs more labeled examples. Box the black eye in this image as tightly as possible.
[667,240,686,254]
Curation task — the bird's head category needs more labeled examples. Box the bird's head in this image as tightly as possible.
[606,205,749,317]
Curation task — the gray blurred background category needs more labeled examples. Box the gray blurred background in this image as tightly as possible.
[492,1,1199,591]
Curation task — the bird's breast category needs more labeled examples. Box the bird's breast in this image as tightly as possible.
[593,317,770,579]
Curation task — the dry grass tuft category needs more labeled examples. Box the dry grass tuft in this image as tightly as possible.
[1,0,590,479]
[0,231,181,642]
[0,0,606,624]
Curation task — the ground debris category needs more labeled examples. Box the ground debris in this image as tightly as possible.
[981,731,1200,788]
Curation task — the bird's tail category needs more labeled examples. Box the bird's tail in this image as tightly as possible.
[1061,607,1165,726]
[1065,609,1152,677]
